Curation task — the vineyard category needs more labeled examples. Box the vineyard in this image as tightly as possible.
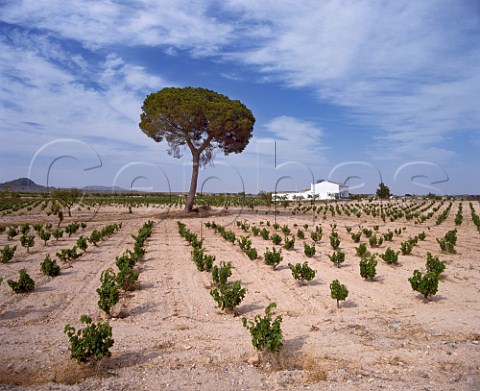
[0,194,479,390]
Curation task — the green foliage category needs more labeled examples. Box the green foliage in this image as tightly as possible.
[351,231,362,243]
[20,234,35,253]
[288,262,316,283]
[116,266,139,291]
[64,315,114,363]
[246,247,258,260]
[1,244,16,263]
[52,228,63,240]
[115,250,137,270]
[436,229,457,253]
[260,228,270,240]
[362,228,373,238]
[376,182,391,199]
[418,231,427,241]
[89,229,102,246]
[271,233,282,245]
[383,230,394,241]
[408,270,439,300]
[191,247,206,271]
[329,232,340,250]
[251,226,260,236]
[52,188,81,217]
[281,225,291,236]
[303,242,316,258]
[65,222,80,237]
[400,240,413,255]
[425,252,446,277]
[211,261,232,287]
[359,254,377,279]
[355,243,368,257]
[7,227,18,240]
[330,279,349,308]
[242,303,283,353]
[204,254,215,272]
[40,254,60,276]
[273,223,280,230]
[39,230,51,246]
[237,235,252,251]
[210,281,247,311]
[56,246,80,264]
[97,269,120,315]
[296,229,305,239]
[283,236,295,250]
[139,87,255,212]
[310,230,321,242]
[379,247,400,265]
[20,223,30,235]
[368,234,383,248]
[328,250,345,268]
[7,268,35,293]
[76,235,88,252]
[263,247,283,269]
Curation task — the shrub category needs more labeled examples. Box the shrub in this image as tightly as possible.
[271,233,282,245]
[418,231,427,241]
[351,231,362,243]
[359,254,377,279]
[242,303,283,353]
[260,228,270,240]
[408,270,439,300]
[7,227,18,240]
[264,247,283,269]
[330,279,348,308]
[116,265,139,291]
[303,242,316,258]
[328,251,345,268]
[204,254,215,272]
[76,235,88,252]
[329,233,340,250]
[211,261,232,287]
[283,236,295,250]
[1,244,16,263]
[39,230,51,246]
[362,228,373,238]
[89,229,102,246]
[310,231,321,242]
[425,252,446,277]
[296,229,305,239]
[210,281,247,311]
[192,247,206,271]
[64,315,114,363]
[237,235,252,251]
[40,254,60,277]
[96,269,120,315]
[436,229,457,253]
[20,234,35,253]
[281,225,291,236]
[251,226,260,236]
[288,261,316,283]
[65,222,80,237]
[52,228,63,240]
[273,223,280,230]
[246,247,258,260]
[355,243,368,257]
[383,230,394,241]
[379,247,400,265]
[115,250,137,270]
[369,234,383,248]
[20,223,30,235]
[400,240,413,255]
[7,268,35,293]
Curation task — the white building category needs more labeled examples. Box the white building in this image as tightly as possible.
[274,180,349,201]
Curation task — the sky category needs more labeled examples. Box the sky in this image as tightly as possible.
[1,0,479,195]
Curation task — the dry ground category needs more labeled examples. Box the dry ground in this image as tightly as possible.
[0,200,479,390]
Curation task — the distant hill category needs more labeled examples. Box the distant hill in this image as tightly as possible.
[0,178,128,193]
[0,178,52,193]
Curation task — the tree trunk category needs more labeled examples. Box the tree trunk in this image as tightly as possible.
[185,152,200,212]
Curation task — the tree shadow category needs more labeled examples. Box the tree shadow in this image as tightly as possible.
[340,300,358,308]
[237,301,265,315]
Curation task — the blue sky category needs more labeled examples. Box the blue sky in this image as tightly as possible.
[1,0,479,195]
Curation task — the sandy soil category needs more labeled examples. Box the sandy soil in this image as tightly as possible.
[0,200,479,390]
